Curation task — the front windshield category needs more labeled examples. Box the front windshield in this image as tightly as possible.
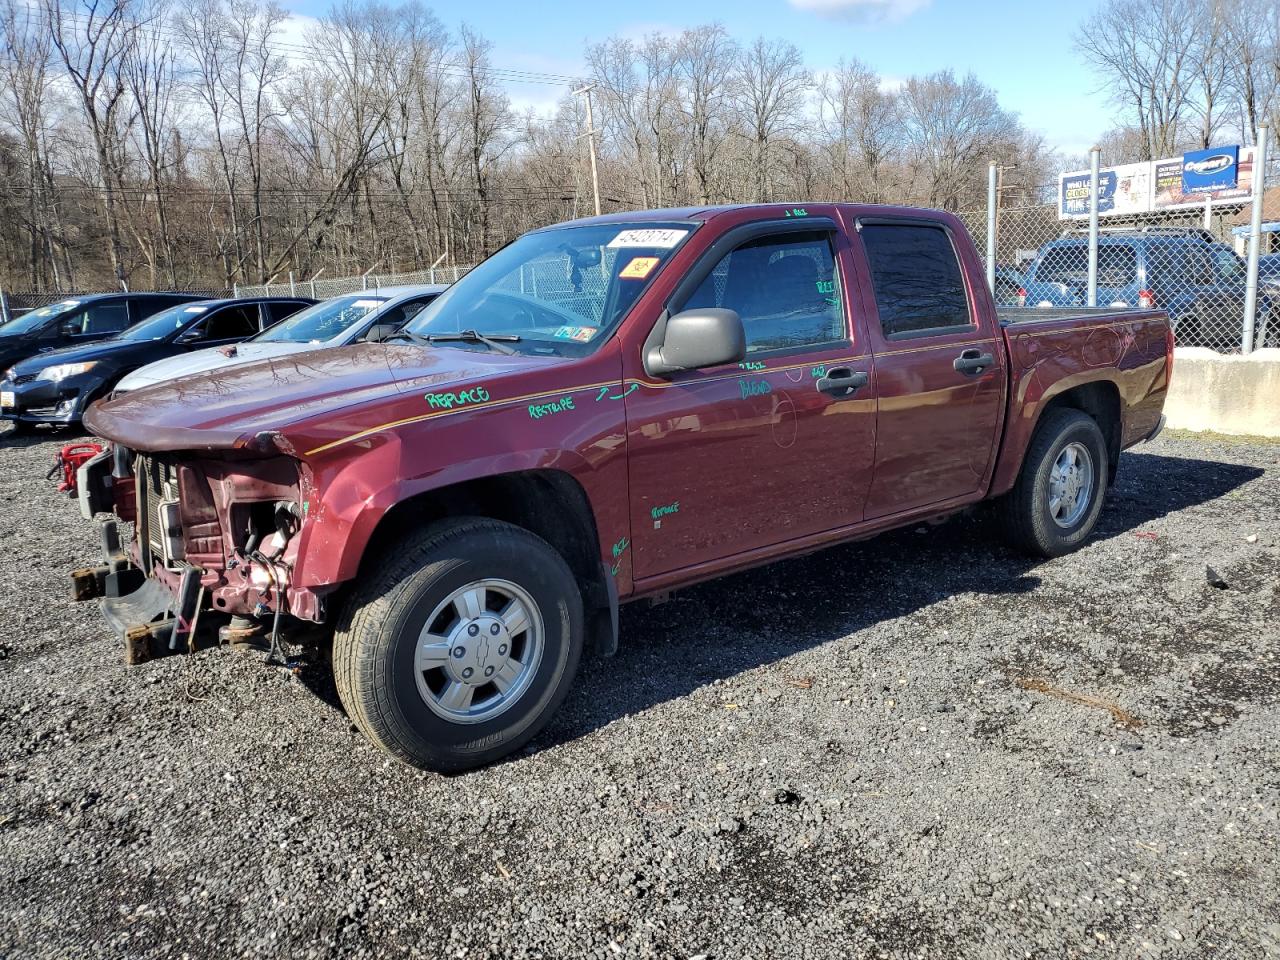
[403,221,695,355]
[0,299,81,336]
[117,303,210,341]
[254,294,386,343]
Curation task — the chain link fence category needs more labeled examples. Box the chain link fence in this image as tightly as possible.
[235,264,476,300]
[960,135,1279,354]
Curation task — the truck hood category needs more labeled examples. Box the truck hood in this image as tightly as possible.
[84,342,565,453]
[116,341,321,393]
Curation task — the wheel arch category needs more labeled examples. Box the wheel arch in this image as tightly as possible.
[353,468,610,616]
[992,376,1123,496]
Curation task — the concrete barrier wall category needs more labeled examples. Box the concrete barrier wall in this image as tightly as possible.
[1165,348,1280,438]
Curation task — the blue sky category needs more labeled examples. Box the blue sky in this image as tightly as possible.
[282,0,1113,160]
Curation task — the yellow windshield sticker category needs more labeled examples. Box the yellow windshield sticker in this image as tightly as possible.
[620,256,660,279]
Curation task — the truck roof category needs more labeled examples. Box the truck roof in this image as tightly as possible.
[539,202,951,230]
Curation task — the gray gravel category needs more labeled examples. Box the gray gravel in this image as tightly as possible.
[1,425,1278,959]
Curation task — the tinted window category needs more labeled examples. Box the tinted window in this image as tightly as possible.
[0,299,82,335]
[198,306,260,340]
[255,295,387,343]
[1034,243,1137,287]
[1144,242,1183,286]
[135,297,185,319]
[267,301,307,325]
[360,296,437,340]
[1214,248,1245,280]
[682,231,844,354]
[118,303,210,341]
[862,224,970,337]
[1184,247,1215,285]
[79,302,130,334]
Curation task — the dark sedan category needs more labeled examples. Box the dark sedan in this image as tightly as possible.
[1,296,312,430]
[0,292,204,374]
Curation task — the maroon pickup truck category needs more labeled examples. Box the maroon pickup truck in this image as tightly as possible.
[76,203,1172,771]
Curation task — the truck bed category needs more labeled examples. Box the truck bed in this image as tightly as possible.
[997,306,1147,325]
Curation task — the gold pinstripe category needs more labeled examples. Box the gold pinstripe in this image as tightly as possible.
[303,354,870,456]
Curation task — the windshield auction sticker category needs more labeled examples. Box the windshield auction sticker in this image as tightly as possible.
[607,228,688,249]
[619,256,660,279]
[553,325,597,342]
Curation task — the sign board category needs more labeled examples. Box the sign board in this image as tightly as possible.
[1059,161,1152,219]
[1058,146,1254,219]
[1154,146,1254,210]
[1181,146,1239,193]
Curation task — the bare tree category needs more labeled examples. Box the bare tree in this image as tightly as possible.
[734,37,808,202]
[122,4,179,286]
[673,24,737,205]
[816,57,898,202]
[0,0,73,288]
[899,70,1016,210]
[44,0,147,288]
[1075,0,1201,160]
[458,24,512,258]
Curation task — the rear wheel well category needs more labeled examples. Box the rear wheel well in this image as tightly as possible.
[359,470,608,610]
[1039,381,1121,481]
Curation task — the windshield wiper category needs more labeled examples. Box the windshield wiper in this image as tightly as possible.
[385,330,431,345]
[427,329,521,355]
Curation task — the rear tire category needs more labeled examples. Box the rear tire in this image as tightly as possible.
[998,408,1109,558]
[333,518,584,772]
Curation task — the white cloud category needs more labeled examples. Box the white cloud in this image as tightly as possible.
[788,0,932,24]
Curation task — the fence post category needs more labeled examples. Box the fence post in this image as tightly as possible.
[233,282,239,298]
[454,265,460,282]
[288,271,296,296]
[986,162,997,295]
[1242,123,1269,354]
[310,279,317,298]
[1088,146,1100,308]
[362,274,368,291]
[0,290,10,326]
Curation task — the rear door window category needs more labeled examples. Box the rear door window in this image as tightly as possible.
[680,231,845,355]
[78,302,130,335]
[266,301,306,325]
[196,306,260,341]
[861,223,971,338]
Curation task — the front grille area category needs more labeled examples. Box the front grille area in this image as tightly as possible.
[135,455,182,566]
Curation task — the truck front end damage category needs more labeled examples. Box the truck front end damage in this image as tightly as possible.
[74,444,321,662]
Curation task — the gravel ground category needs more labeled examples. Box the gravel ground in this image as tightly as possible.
[1,425,1277,960]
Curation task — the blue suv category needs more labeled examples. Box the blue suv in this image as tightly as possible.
[1020,232,1276,350]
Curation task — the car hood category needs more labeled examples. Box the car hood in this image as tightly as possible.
[8,337,142,374]
[85,342,566,453]
[116,341,319,392]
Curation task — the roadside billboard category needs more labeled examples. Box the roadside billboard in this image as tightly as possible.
[1154,146,1255,210]
[1058,146,1255,220]
[1059,161,1152,219]
[1181,146,1239,192]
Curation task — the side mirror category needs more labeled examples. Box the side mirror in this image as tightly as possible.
[176,328,203,344]
[60,320,80,338]
[645,308,745,377]
[364,323,400,342]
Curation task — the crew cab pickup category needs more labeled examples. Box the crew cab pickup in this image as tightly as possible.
[75,204,1172,772]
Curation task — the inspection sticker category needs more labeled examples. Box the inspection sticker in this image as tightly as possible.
[607,228,688,249]
[553,325,597,342]
[619,256,660,280]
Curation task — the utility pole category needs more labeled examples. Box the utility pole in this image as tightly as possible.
[574,84,602,217]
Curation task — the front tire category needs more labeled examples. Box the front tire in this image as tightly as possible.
[333,518,584,772]
[999,408,1109,558]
